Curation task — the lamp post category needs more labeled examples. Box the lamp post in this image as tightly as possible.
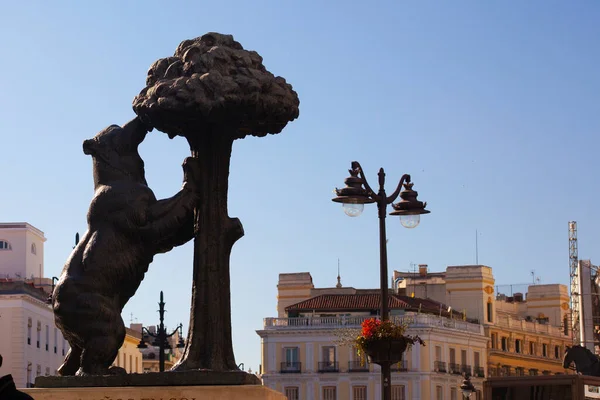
[137,291,185,372]
[332,161,430,400]
[460,373,476,398]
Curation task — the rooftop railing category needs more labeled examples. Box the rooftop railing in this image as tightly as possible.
[263,313,484,334]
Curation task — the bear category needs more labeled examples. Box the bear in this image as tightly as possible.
[52,116,200,376]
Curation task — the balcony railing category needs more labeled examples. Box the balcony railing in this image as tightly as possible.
[460,364,472,376]
[434,361,447,373]
[280,361,301,373]
[318,361,339,373]
[495,314,568,338]
[474,366,485,377]
[449,363,461,375]
[263,313,483,334]
[390,360,408,372]
[348,361,369,372]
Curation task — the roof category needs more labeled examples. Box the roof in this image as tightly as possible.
[285,293,463,318]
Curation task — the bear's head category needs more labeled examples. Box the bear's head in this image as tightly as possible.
[83,117,152,188]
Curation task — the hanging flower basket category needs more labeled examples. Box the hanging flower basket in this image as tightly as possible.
[363,337,408,365]
[352,318,425,366]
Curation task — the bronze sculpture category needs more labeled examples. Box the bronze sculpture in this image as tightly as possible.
[52,117,201,376]
[51,32,299,378]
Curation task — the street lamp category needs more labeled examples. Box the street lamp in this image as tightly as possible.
[332,161,430,400]
[137,291,185,372]
[460,373,476,398]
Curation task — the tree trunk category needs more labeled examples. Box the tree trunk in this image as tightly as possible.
[172,128,244,371]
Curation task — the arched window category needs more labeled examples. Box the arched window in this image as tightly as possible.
[31,243,36,254]
[0,240,12,250]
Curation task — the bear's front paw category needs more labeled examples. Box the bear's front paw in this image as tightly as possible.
[183,157,201,191]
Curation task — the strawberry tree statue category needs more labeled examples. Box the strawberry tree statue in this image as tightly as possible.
[133,33,299,371]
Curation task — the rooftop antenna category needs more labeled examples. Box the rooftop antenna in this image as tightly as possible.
[475,229,480,265]
[336,258,342,288]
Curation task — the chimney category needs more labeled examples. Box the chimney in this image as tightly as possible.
[419,264,428,276]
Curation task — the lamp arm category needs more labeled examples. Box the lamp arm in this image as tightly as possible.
[386,174,411,204]
[141,326,156,338]
[352,161,379,202]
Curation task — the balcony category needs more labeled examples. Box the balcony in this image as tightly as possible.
[390,360,408,372]
[280,362,301,373]
[460,364,472,376]
[348,361,369,372]
[449,363,461,375]
[262,313,483,334]
[474,366,485,378]
[434,361,447,373]
[494,314,568,338]
[318,361,339,373]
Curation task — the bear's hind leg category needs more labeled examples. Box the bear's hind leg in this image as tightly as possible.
[77,313,126,376]
[57,346,82,376]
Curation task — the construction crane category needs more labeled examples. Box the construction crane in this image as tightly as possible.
[570,221,580,344]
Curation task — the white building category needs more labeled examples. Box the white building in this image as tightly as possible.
[0,223,69,388]
[257,273,488,400]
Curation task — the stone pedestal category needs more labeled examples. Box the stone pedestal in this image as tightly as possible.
[23,385,286,400]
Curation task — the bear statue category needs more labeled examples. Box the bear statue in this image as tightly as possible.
[52,116,200,376]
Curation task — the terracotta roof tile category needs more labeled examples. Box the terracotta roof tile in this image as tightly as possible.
[286,293,464,318]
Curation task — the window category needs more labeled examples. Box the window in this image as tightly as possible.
[487,299,493,322]
[54,328,57,353]
[0,240,12,250]
[436,385,443,400]
[285,387,299,400]
[530,368,538,376]
[282,347,300,372]
[450,387,458,400]
[26,363,32,388]
[474,352,480,367]
[515,339,521,353]
[323,386,336,400]
[320,346,337,371]
[564,315,569,335]
[555,345,560,359]
[461,349,467,365]
[62,339,66,356]
[529,341,536,355]
[45,367,50,376]
[135,356,139,373]
[285,347,299,363]
[31,243,37,254]
[392,385,406,400]
[27,318,32,345]
[36,321,41,348]
[36,364,41,377]
[435,346,442,361]
[449,348,456,364]
[353,386,367,400]
[490,333,497,349]
[45,325,49,351]
[322,346,336,362]
[542,344,548,357]
[501,337,507,351]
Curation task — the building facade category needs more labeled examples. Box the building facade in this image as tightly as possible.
[258,272,488,400]
[393,264,572,378]
[0,222,143,387]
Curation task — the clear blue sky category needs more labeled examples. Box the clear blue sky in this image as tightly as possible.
[1,1,599,372]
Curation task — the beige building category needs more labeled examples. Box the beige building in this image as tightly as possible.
[112,326,143,374]
[394,264,572,378]
[257,272,488,400]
